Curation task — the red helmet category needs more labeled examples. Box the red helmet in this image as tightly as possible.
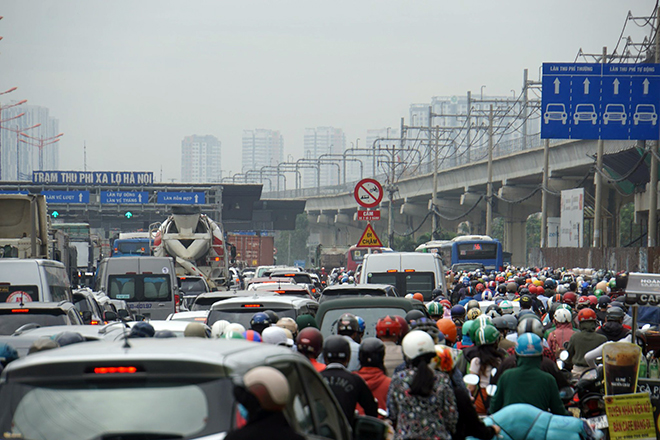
[376,315,403,338]
[393,315,409,338]
[577,296,590,309]
[588,295,598,306]
[436,318,457,344]
[577,308,598,322]
[296,327,323,356]
[412,293,424,302]
[475,283,485,292]
[440,299,451,309]
[563,292,577,307]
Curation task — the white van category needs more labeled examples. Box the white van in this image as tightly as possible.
[0,259,72,303]
[96,257,179,320]
[360,252,446,301]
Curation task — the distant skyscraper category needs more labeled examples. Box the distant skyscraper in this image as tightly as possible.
[0,103,60,181]
[180,135,222,183]
[303,127,345,188]
[242,129,284,190]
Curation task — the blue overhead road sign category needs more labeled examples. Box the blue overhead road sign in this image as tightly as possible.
[101,191,149,204]
[541,63,660,140]
[42,190,90,204]
[157,192,205,205]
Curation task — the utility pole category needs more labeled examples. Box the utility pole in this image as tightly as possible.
[387,118,403,248]
[649,8,660,247]
[522,69,529,150]
[593,47,607,248]
[486,105,494,236]
[541,138,550,247]
[466,91,472,163]
[429,106,439,239]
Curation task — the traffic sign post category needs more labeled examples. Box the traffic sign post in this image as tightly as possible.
[156,192,205,205]
[101,191,149,204]
[541,62,660,140]
[354,178,383,208]
[41,190,90,204]
[356,223,383,247]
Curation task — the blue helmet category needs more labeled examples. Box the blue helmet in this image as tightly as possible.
[130,321,155,338]
[0,343,18,366]
[54,331,85,347]
[356,316,366,334]
[250,312,271,333]
[515,333,543,357]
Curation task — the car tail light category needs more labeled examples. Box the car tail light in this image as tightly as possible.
[91,320,99,325]
[174,294,180,313]
[404,269,415,272]
[387,269,397,273]
[94,366,138,374]
[11,309,29,313]
[242,304,263,308]
[214,257,221,262]
[274,290,285,294]
[194,317,206,321]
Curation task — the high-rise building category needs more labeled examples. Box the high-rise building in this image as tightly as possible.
[303,127,345,188]
[0,103,60,181]
[242,129,284,190]
[180,135,222,183]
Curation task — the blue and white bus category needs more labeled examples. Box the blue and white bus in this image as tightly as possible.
[416,235,503,271]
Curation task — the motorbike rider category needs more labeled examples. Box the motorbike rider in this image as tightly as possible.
[356,338,391,414]
[295,327,326,372]
[565,308,608,378]
[596,306,631,342]
[547,308,575,357]
[375,315,405,374]
[335,313,361,371]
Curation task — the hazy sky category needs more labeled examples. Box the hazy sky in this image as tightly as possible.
[0,1,655,182]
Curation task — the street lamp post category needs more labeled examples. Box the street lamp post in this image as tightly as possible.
[0,122,40,180]
[19,132,63,171]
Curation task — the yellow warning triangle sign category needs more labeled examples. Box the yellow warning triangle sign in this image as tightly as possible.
[356,223,383,247]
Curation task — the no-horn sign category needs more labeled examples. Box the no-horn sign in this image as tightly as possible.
[354,178,383,209]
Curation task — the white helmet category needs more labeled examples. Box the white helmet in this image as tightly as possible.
[554,308,572,323]
[402,330,435,360]
[261,326,289,346]
[276,317,298,335]
[405,293,414,299]
[243,366,290,411]
[500,300,514,314]
[224,323,246,335]
[211,320,230,338]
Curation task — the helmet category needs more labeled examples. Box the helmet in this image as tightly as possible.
[554,308,572,323]
[276,317,298,336]
[243,330,263,342]
[226,323,246,334]
[598,295,612,307]
[475,283,485,292]
[506,282,518,293]
[0,343,19,366]
[184,322,208,338]
[410,317,443,342]
[296,327,323,355]
[393,315,409,338]
[426,302,443,317]
[261,326,289,346]
[563,292,577,306]
[500,300,514,315]
[412,292,424,302]
[54,331,85,347]
[154,330,176,338]
[250,312,271,334]
[473,324,500,346]
[336,313,359,335]
[439,299,452,309]
[615,272,629,290]
[608,278,617,290]
[557,285,568,294]
[544,279,556,289]
[211,320,230,338]
[515,333,543,357]
[519,294,533,309]
[405,293,414,299]
[323,335,351,363]
[263,310,280,324]
[577,308,598,322]
[243,366,290,411]
[466,300,480,311]
[222,330,245,339]
[606,306,625,321]
[358,337,386,368]
[405,310,425,323]
[401,330,435,360]
[577,296,590,309]
[356,316,366,334]
[588,295,598,307]
[593,289,604,298]
[475,314,493,328]
[517,315,543,338]
[491,316,508,331]
[502,314,518,330]
[436,318,457,343]
[433,345,459,373]
[376,315,403,338]
[296,314,318,330]
[482,290,494,301]
[451,305,466,318]
[130,321,155,338]
[27,338,59,355]
[466,308,482,320]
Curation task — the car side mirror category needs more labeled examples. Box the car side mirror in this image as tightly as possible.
[81,310,92,324]
[353,415,391,440]
[117,309,130,319]
[135,314,147,321]
[103,311,118,322]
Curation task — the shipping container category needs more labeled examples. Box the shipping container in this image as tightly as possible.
[227,234,274,268]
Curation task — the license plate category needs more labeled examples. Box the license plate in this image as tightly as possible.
[587,415,608,429]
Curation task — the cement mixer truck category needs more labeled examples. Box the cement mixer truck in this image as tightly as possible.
[152,206,228,289]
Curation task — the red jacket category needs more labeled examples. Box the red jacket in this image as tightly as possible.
[310,358,326,372]
[355,367,391,413]
[548,322,575,356]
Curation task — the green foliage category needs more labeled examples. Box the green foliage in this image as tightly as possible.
[274,213,310,266]
[526,213,541,254]
[619,202,640,246]
[491,217,504,243]
[392,235,417,252]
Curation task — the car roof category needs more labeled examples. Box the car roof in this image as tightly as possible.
[247,276,296,285]
[10,324,126,340]
[0,258,64,268]
[317,296,417,312]
[166,310,209,321]
[209,293,316,310]
[0,301,74,310]
[2,338,306,380]
[323,283,395,292]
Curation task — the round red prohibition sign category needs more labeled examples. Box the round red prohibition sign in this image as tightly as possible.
[354,178,383,208]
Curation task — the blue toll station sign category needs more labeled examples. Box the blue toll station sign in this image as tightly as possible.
[100,191,149,204]
[541,63,660,140]
[41,190,90,204]
[156,192,205,205]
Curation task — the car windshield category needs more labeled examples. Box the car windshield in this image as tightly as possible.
[207,307,296,327]
[0,285,39,303]
[322,287,388,296]
[0,310,68,335]
[320,307,408,338]
[108,274,171,302]
[180,278,209,294]
[0,378,233,440]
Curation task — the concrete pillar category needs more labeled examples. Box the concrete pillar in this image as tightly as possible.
[504,216,527,266]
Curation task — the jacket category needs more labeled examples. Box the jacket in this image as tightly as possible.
[321,363,378,426]
[387,368,458,440]
[356,366,391,412]
[547,322,575,356]
[495,352,570,390]
[451,379,497,440]
[224,410,305,440]
[489,355,569,416]
[566,329,607,368]
[596,321,631,342]
[383,340,404,375]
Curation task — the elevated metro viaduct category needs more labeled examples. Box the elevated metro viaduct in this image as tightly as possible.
[263,138,653,266]
[0,181,305,235]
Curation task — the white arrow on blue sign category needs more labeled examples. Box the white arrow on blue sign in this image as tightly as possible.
[42,191,90,204]
[100,191,149,204]
[156,192,205,205]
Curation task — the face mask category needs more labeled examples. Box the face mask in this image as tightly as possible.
[238,403,249,421]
